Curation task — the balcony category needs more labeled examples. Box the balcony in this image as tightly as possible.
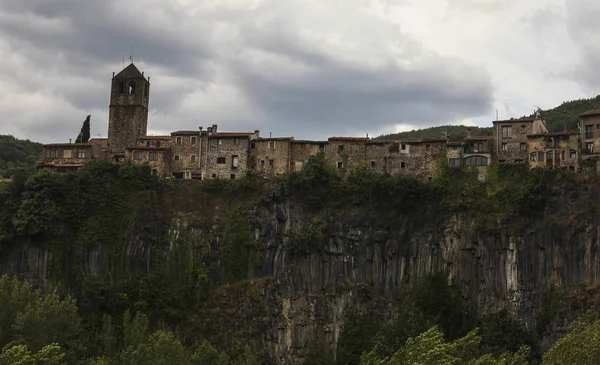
[585,132,594,139]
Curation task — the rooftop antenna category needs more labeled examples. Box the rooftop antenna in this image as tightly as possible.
[496,109,498,121]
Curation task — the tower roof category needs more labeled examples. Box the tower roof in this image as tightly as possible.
[114,63,147,80]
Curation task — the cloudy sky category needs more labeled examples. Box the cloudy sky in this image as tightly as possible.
[0,0,597,143]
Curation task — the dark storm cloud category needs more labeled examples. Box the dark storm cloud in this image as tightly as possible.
[0,0,494,143]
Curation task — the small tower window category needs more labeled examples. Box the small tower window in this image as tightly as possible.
[129,81,136,95]
[118,81,124,94]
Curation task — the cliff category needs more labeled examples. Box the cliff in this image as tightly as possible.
[1,164,599,363]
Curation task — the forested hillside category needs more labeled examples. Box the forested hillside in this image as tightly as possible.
[377,95,600,141]
[0,135,43,178]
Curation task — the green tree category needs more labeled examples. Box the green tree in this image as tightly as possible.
[0,343,65,365]
[75,115,91,143]
[221,207,255,283]
[542,309,600,365]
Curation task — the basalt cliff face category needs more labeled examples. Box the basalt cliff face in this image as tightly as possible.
[1,182,598,363]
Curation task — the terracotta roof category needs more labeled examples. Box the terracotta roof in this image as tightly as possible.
[255,137,294,141]
[328,137,370,142]
[291,140,328,144]
[214,132,254,137]
[580,110,600,117]
[493,117,543,124]
[44,143,91,148]
[171,130,205,136]
[140,135,171,140]
[114,63,147,80]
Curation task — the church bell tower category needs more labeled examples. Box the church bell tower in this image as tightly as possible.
[107,63,150,159]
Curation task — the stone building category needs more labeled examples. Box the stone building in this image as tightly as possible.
[205,128,259,180]
[126,136,171,177]
[107,64,150,161]
[325,137,369,172]
[249,137,294,178]
[365,140,411,175]
[528,131,580,171]
[580,110,600,156]
[290,141,327,172]
[38,138,108,173]
[493,117,548,164]
[170,130,205,179]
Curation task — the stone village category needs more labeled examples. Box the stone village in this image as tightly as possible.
[38,63,600,180]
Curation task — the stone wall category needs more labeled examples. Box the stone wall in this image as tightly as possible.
[249,138,292,178]
[290,141,326,172]
[171,132,204,178]
[324,138,368,173]
[206,135,251,179]
[580,114,600,155]
[126,148,171,177]
[528,134,580,171]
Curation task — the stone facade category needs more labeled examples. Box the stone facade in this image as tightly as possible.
[528,132,580,171]
[493,117,548,164]
[290,141,327,172]
[170,131,205,179]
[580,111,600,156]
[38,139,108,173]
[127,136,171,177]
[205,132,257,180]
[325,137,369,172]
[249,138,293,178]
[107,64,150,158]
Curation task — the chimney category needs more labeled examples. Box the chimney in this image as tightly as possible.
[212,124,218,134]
[69,138,72,144]
[254,130,260,138]
[563,124,568,133]
[467,128,472,138]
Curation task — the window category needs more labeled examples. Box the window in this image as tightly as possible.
[586,125,593,139]
[230,174,236,180]
[520,143,527,151]
[260,160,265,167]
[515,159,524,164]
[149,152,158,161]
[218,139,223,145]
[449,158,460,167]
[597,124,600,129]
[538,152,544,162]
[586,142,594,153]
[145,141,150,147]
[464,155,488,166]
[570,150,577,159]
[425,144,430,151]
[428,177,432,182]
[370,161,376,168]
[128,81,136,94]
[77,151,87,159]
[234,138,239,145]
[338,144,344,152]
[191,136,197,145]
[476,143,484,152]
[390,143,400,153]
[499,160,506,163]
[337,161,343,168]
[49,150,58,158]
[63,150,72,158]
[502,126,512,138]
[561,151,565,161]
[530,152,537,161]
[232,155,239,168]
[190,155,196,163]
[401,143,406,150]
[174,155,180,161]
[133,151,143,160]
[318,144,325,152]
[212,174,216,178]
[151,169,157,175]
[401,161,406,168]
[217,157,226,164]
[251,142,256,149]
[520,125,526,133]
[301,144,306,150]
[176,136,182,145]
[269,159,274,167]
[501,143,507,151]
[156,141,161,148]
[269,141,275,150]
[547,151,553,160]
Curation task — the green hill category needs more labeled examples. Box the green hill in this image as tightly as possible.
[0,135,43,178]
[376,95,600,141]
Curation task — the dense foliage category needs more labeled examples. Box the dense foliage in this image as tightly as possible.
[0,135,43,178]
